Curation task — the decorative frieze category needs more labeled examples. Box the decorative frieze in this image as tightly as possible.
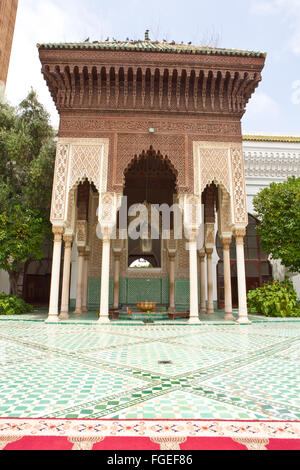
[244,150,300,179]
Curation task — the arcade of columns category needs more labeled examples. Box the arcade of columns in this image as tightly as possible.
[46,140,250,325]
[38,37,266,324]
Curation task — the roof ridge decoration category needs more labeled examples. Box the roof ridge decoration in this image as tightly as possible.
[37,39,266,58]
[243,135,300,143]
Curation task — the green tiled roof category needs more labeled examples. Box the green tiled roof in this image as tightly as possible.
[243,135,300,143]
[37,40,266,58]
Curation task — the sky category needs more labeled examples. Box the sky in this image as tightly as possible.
[5,0,300,134]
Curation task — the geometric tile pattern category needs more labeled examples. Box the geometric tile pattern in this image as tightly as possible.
[0,320,299,421]
[87,277,203,310]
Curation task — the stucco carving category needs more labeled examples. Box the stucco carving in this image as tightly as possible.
[50,138,109,225]
[231,147,248,225]
[193,141,232,196]
[205,223,215,248]
[50,144,69,222]
[76,221,88,246]
[218,188,233,234]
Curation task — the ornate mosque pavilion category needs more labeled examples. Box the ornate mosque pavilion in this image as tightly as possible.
[38,33,267,324]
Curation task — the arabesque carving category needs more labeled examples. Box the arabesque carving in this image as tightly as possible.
[50,138,109,225]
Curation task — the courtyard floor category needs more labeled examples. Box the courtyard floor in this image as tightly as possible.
[0,314,299,422]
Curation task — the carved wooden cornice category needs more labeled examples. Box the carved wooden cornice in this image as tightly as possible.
[39,48,265,117]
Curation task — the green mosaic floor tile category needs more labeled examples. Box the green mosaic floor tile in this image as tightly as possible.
[0,357,146,418]
[0,319,299,420]
[198,355,300,414]
[84,341,240,377]
[107,390,266,420]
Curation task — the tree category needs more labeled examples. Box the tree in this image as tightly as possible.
[0,206,46,295]
[0,90,56,294]
[253,177,300,273]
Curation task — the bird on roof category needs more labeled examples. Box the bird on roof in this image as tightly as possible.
[188,41,192,45]
[105,37,109,41]
[84,37,90,42]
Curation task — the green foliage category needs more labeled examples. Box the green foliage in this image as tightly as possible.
[247,279,300,317]
[0,293,32,316]
[0,89,56,214]
[0,90,56,293]
[253,177,300,273]
[0,205,46,273]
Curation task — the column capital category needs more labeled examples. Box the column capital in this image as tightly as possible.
[168,249,177,260]
[233,227,246,242]
[205,247,213,256]
[221,235,232,249]
[84,246,91,257]
[198,249,206,259]
[113,248,122,260]
[77,246,86,256]
[101,225,113,242]
[63,234,74,248]
[52,226,64,242]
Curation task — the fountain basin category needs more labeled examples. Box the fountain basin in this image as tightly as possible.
[136,302,157,312]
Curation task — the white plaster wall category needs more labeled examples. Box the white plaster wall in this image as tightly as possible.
[291,274,300,298]
[0,270,10,294]
[244,139,300,296]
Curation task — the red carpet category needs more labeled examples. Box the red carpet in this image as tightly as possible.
[0,419,299,450]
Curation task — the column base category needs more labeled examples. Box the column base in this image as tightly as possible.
[98,315,111,324]
[224,312,235,321]
[188,316,201,324]
[74,309,82,315]
[82,307,88,313]
[237,316,251,325]
[207,309,215,315]
[45,314,60,323]
[59,312,70,320]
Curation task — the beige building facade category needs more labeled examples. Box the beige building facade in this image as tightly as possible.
[0,0,18,99]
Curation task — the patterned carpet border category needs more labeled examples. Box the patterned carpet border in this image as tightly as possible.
[1,418,299,438]
[1,419,299,450]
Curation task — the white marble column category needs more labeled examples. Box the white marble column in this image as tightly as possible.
[221,235,234,321]
[82,249,90,313]
[74,247,85,314]
[199,250,206,313]
[189,235,200,323]
[168,250,176,312]
[59,234,73,320]
[98,230,111,323]
[206,248,214,314]
[47,226,64,322]
[234,227,250,324]
[113,249,121,309]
